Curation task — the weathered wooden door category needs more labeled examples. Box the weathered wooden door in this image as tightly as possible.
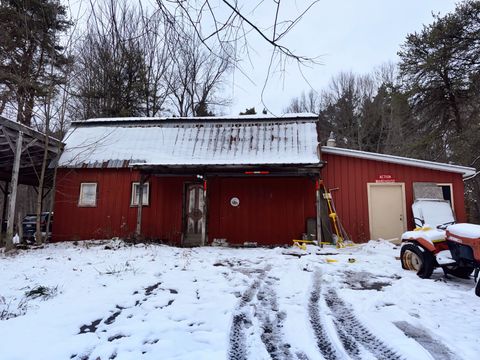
[183,183,205,246]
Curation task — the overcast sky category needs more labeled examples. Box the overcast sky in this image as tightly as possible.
[224,0,458,116]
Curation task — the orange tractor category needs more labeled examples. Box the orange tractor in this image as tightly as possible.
[400,199,480,297]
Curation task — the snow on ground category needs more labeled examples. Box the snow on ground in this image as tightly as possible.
[0,240,479,360]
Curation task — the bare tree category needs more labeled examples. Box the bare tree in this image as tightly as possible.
[72,0,233,118]
[166,24,232,116]
[154,0,320,109]
[284,89,319,114]
[155,1,319,64]
[71,0,150,119]
[139,4,173,117]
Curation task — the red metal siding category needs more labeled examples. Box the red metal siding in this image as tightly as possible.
[321,153,466,242]
[54,170,316,245]
[208,177,316,245]
[53,169,187,243]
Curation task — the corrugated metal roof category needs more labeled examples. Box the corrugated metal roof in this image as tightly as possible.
[59,117,320,168]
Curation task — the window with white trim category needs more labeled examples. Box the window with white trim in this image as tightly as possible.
[78,183,97,207]
[131,182,150,206]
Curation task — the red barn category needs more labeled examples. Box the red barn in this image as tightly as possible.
[53,115,475,245]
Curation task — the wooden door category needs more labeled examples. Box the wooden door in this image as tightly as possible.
[368,183,406,241]
[183,183,205,246]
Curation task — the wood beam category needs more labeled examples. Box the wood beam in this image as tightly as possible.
[135,173,146,240]
[22,138,38,152]
[5,131,23,250]
[0,127,15,153]
[201,178,207,246]
[0,181,8,246]
[0,116,63,151]
[316,177,323,246]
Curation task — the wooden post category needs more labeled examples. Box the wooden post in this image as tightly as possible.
[316,177,323,247]
[0,181,8,246]
[201,178,207,246]
[5,131,23,250]
[135,174,145,241]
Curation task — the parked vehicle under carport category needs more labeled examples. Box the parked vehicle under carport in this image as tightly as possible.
[22,212,53,243]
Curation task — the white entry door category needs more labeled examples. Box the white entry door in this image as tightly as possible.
[368,183,407,241]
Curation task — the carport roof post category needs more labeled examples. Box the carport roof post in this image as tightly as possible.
[0,116,64,250]
[5,131,23,250]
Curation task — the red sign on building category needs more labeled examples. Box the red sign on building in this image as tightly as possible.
[375,174,396,183]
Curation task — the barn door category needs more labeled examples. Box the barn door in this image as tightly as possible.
[183,183,205,246]
[368,183,407,241]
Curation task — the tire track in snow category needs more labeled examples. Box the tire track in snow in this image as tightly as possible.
[229,265,305,360]
[255,276,295,360]
[324,288,403,360]
[228,268,265,360]
[394,321,459,360]
[308,270,341,360]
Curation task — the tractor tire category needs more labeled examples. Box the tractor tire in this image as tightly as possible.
[400,243,434,279]
[401,243,422,271]
[445,266,474,279]
[400,244,412,270]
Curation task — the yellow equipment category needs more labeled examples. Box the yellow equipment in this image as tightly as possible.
[292,239,316,250]
[319,180,345,248]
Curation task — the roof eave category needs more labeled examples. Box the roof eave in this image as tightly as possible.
[70,113,319,127]
[321,146,476,177]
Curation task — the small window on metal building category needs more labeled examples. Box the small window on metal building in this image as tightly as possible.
[78,183,97,207]
[412,182,454,208]
[131,182,150,206]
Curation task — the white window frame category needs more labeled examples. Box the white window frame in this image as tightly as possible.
[131,182,150,206]
[78,182,97,207]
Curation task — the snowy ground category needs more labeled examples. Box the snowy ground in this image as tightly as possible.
[0,240,479,360]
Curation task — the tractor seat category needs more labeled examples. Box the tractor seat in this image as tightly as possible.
[401,228,446,244]
[447,223,480,239]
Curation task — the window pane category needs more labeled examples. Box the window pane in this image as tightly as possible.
[79,183,96,206]
[198,189,204,209]
[132,183,149,205]
[134,184,140,204]
[143,185,149,204]
[188,188,195,212]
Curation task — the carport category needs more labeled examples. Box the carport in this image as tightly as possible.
[0,116,64,249]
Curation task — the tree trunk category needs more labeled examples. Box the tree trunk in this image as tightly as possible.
[35,120,50,244]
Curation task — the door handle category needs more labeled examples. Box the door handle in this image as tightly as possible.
[400,214,403,221]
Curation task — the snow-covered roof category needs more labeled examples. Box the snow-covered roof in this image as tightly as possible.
[59,115,320,168]
[321,146,476,177]
[72,113,318,125]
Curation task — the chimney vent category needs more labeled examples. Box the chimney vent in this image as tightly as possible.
[326,132,336,147]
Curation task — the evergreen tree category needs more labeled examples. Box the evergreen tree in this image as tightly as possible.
[0,0,72,125]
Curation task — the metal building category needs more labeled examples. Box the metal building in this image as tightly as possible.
[52,114,475,245]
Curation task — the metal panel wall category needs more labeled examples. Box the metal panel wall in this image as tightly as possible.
[53,169,316,245]
[321,153,466,242]
[53,169,187,243]
[208,177,316,246]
